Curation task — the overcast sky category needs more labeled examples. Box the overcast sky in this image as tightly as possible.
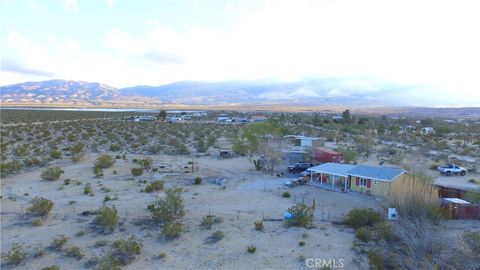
[1,0,479,106]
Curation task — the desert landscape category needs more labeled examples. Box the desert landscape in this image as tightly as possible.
[1,109,479,270]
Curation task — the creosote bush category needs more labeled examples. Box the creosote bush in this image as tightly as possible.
[282,192,291,198]
[344,208,383,229]
[194,176,202,185]
[41,167,64,181]
[247,245,256,254]
[41,265,60,270]
[50,235,68,250]
[200,215,223,229]
[208,231,225,243]
[1,243,26,265]
[285,203,314,227]
[111,235,143,265]
[66,246,84,260]
[254,221,264,231]
[94,205,118,232]
[131,167,143,176]
[27,196,54,217]
[356,227,372,242]
[145,180,164,193]
[95,155,115,169]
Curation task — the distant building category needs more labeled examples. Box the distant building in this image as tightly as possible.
[420,127,435,135]
[251,115,267,122]
[217,114,231,122]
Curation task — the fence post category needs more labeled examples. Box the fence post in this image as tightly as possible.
[21,204,24,214]
[73,205,75,214]
[126,208,128,217]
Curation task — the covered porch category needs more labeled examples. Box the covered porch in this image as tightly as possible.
[306,163,356,192]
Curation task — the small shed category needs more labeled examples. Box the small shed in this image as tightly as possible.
[284,150,307,164]
[441,198,480,220]
[219,149,232,158]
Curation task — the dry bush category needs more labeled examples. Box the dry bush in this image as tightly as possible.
[94,206,118,232]
[1,243,26,266]
[387,173,443,221]
[41,167,64,181]
[27,197,54,217]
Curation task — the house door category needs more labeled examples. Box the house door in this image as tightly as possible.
[347,176,351,189]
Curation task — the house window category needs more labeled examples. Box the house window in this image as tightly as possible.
[374,181,377,185]
[359,178,368,187]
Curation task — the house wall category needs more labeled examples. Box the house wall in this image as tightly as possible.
[349,174,408,197]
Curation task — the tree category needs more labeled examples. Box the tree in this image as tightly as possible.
[338,148,359,164]
[342,109,352,123]
[158,110,167,120]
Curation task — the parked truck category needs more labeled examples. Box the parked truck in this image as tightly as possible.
[437,164,466,176]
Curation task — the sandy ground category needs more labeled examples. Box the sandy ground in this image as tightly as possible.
[1,154,382,270]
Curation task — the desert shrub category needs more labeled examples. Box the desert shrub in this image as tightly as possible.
[158,252,167,259]
[200,215,222,229]
[254,221,264,231]
[41,265,60,270]
[64,178,71,185]
[285,203,314,227]
[247,245,256,253]
[104,195,112,203]
[344,208,383,229]
[50,150,62,159]
[1,243,26,265]
[27,197,54,217]
[429,164,438,170]
[356,227,372,242]
[368,249,397,270]
[109,144,122,152]
[145,180,164,193]
[282,192,291,198]
[387,174,443,221]
[463,231,480,254]
[208,230,224,243]
[149,187,185,224]
[111,235,143,265]
[66,246,84,259]
[95,155,115,168]
[50,235,68,250]
[84,183,93,195]
[76,230,86,237]
[41,167,64,180]
[96,255,121,270]
[194,176,202,185]
[95,240,109,247]
[162,221,183,239]
[93,165,104,178]
[298,240,305,246]
[131,167,143,176]
[32,218,43,226]
[373,221,394,242]
[94,205,118,232]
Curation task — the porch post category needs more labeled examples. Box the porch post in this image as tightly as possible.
[344,177,347,190]
[320,173,322,184]
[332,175,335,188]
[310,170,313,182]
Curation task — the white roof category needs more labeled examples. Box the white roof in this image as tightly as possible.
[443,198,471,204]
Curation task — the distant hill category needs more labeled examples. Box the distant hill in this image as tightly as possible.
[0,80,120,104]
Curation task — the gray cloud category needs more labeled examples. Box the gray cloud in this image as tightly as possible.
[1,57,56,77]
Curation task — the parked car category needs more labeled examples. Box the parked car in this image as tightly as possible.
[438,164,466,176]
[288,162,313,173]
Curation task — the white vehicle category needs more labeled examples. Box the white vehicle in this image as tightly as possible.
[438,164,466,176]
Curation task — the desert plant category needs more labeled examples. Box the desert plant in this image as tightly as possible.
[66,246,84,259]
[1,243,26,265]
[253,159,263,171]
[131,167,143,176]
[145,180,164,193]
[64,178,71,185]
[41,167,64,180]
[298,240,305,246]
[50,235,68,250]
[373,221,394,242]
[50,149,62,159]
[41,265,60,270]
[111,235,143,265]
[27,197,54,217]
[95,155,115,168]
[93,165,104,178]
[208,230,224,243]
[84,183,93,195]
[344,208,383,229]
[285,203,314,227]
[282,191,291,198]
[95,240,109,247]
[104,195,112,203]
[194,176,202,185]
[254,221,264,231]
[32,218,43,226]
[149,187,185,224]
[162,221,183,239]
[247,245,256,253]
[463,231,480,254]
[96,255,122,270]
[94,205,118,232]
[356,227,372,242]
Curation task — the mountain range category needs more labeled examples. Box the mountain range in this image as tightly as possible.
[0,78,415,106]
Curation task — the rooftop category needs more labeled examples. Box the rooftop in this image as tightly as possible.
[308,163,406,182]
